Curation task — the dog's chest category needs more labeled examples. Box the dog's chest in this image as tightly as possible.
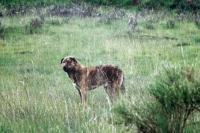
[72,82,79,89]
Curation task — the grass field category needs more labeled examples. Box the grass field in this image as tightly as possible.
[0,6,200,132]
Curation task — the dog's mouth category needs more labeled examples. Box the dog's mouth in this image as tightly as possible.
[63,66,73,72]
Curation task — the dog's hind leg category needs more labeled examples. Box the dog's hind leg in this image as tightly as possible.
[104,86,114,102]
[119,75,126,95]
[120,81,126,95]
[104,84,120,102]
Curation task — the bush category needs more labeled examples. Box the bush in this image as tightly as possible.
[83,0,131,6]
[1,0,74,7]
[113,65,200,133]
[2,0,200,10]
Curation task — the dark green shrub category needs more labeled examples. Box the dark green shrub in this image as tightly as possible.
[2,0,200,10]
[1,0,74,7]
[84,0,131,6]
[149,65,200,133]
[113,65,200,133]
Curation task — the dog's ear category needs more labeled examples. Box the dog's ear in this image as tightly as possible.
[61,58,64,64]
[69,56,77,63]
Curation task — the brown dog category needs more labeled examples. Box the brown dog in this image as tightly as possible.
[61,56,125,106]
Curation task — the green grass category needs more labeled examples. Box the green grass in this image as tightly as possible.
[0,7,200,132]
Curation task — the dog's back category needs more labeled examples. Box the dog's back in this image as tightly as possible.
[85,64,125,93]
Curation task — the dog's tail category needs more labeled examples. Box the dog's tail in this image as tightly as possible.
[119,74,126,95]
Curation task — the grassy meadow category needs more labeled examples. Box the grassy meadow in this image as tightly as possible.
[0,6,200,132]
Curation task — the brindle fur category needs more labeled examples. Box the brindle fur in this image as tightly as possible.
[61,56,125,106]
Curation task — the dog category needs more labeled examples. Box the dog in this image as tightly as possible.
[61,56,125,106]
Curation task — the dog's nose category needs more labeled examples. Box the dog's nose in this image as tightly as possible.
[63,66,67,71]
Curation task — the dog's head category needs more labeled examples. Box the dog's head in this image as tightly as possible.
[61,56,77,73]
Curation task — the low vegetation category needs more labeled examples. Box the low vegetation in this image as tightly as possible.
[113,65,200,133]
[0,2,200,133]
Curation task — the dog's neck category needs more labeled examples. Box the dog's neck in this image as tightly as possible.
[75,62,85,70]
[67,62,85,83]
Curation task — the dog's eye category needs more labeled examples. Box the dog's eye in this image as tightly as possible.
[67,61,72,64]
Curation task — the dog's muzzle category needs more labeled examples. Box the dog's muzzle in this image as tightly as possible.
[63,66,73,72]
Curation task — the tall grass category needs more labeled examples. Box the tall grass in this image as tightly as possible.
[0,6,200,132]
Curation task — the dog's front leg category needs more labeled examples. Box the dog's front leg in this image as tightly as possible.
[76,88,82,102]
[80,88,87,107]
